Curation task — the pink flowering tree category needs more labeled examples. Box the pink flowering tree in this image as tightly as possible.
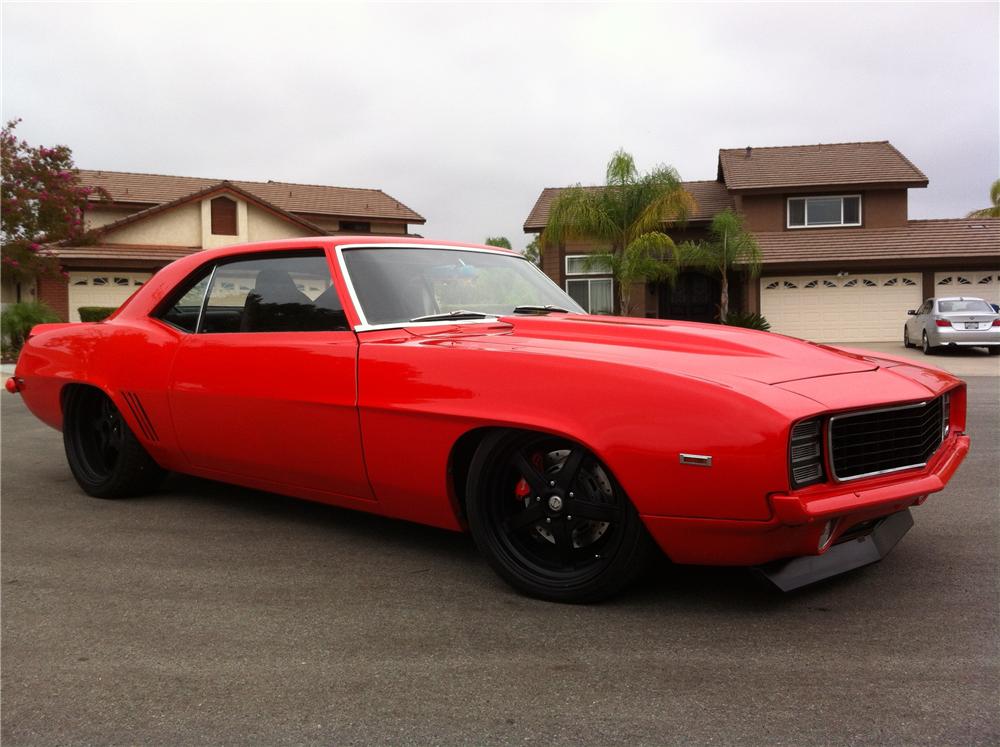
[1,119,106,283]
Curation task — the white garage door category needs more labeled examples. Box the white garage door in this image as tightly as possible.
[68,271,152,322]
[934,271,1000,307]
[761,273,922,343]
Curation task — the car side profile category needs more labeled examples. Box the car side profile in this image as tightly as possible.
[904,296,1000,354]
[8,237,970,602]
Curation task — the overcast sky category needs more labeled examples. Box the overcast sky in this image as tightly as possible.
[3,2,997,250]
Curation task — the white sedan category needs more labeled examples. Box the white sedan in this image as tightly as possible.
[905,296,1000,354]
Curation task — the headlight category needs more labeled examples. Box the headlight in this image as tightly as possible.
[789,418,826,488]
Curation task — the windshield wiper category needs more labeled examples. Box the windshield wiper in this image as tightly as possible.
[409,310,494,323]
[511,305,572,315]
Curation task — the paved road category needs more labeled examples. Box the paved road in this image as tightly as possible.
[2,380,998,745]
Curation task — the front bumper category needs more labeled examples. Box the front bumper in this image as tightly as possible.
[640,433,969,567]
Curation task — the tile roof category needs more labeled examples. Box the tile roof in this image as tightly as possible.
[77,170,425,223]
[754,219,1000,265]
[53,244,200,262]
[522,180,733,231]
[718,141,928,191]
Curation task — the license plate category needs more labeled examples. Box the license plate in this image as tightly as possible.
[965,322,979,329]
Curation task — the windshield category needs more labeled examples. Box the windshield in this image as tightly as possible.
[938,299,994,313]
[341,247,585,326]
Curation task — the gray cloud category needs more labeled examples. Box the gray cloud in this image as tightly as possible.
[3,2,997,249]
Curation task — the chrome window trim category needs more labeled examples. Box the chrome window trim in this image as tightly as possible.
[826,399,940,483]
[193,263,218,335]
[334,243,581,333]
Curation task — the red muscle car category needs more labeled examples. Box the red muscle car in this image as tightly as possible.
[8,237,970,602]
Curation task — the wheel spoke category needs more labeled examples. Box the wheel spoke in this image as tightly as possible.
[505,502,545,533]
[550,518,576,563]
[555,448,585,490]
[566,498,621,523]
[512,451,548,496]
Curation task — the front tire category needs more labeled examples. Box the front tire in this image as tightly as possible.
[903,327,913,348]
[465,430,654,603]
[63,387,166,499]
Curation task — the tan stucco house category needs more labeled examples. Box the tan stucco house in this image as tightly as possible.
[10,170,424,321]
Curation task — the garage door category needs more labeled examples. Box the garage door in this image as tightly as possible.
[934,271,1000,307]
[761,273,922,343]
[68,272,152,322]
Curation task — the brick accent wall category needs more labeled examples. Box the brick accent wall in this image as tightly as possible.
[37,274,69,321]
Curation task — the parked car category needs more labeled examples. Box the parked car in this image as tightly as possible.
[904,296,1000,355]
[7,238,970,602]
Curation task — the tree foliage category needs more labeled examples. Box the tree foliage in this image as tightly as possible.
[484,236,512,249]
[680,209,761,323]
[967,178,1000,218]
[523,236,541,266]
[1,119,104,283]
[541,149,694,315]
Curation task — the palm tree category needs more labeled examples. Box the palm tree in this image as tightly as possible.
[541,149,694,315]
[680,209,761,323]
[967,178,1000,218]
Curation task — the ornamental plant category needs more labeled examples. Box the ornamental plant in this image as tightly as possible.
[1,119,106,283]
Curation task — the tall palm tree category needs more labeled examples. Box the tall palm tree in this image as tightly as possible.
[541,149,694,315]
[967,178,1000,218]
[680,209,761,323]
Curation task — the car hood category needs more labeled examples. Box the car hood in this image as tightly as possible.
[411,314,880,386]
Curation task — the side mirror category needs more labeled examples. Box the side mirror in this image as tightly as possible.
[907,309,916,315]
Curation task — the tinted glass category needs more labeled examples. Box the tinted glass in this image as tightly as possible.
[342,247,584,326]
[787,199,806,226]
[157,271,211,332]
[938,299,994,313]
[201,253,348,333]
[842,196,861,224]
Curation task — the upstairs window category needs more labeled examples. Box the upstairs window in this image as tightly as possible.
[211,196,238,235]
[565,254,612,275]
[787,195,861,228]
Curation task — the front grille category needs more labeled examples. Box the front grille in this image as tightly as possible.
[829,397,944,481]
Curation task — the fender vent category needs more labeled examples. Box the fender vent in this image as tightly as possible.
[121,391,159,442]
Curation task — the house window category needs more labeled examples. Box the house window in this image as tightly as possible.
[211,196,238,236]
[565,254,611,275]
[566,278,613,314]
[339,221,371,233]
[787,196,861,228]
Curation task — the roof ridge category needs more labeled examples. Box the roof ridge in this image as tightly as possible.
[78,168,391,195]
[719,140,891,153]
[77,168,223,181]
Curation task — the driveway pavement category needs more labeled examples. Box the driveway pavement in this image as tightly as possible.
[2,377,998,745]
[830,341,1000,378]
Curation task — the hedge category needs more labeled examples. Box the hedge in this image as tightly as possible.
[78,306,117,322]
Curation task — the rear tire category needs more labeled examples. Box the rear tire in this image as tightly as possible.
[63,387,166,499]
[465,430,655,603]
[921,331,936,355]
[989,347,1000,356]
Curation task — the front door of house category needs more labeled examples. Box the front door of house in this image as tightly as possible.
[659,272,720,323]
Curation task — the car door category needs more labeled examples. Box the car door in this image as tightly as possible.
[165,249,372,501]
[909,299,931,339]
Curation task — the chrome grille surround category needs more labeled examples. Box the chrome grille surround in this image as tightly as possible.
[827,396,945,483]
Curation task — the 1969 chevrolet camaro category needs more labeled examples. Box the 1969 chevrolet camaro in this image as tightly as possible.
[8,237,970,602]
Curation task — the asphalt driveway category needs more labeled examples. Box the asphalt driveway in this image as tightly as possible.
[2,378,998,745]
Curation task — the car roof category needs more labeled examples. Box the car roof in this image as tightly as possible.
[934,296,991,302]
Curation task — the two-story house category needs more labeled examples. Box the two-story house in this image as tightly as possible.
[20,170,425,321]
[524,141,1000,343]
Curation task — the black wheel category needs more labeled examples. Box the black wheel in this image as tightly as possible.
[989,347,1000,356]
[63,387,166,499]
[921,331,935,355]
[465,430,655,603]
[903,327,912,348]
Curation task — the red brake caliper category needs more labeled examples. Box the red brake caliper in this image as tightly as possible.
[515,452,545,499]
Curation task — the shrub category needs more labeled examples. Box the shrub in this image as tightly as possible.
[78,306,116,322]
[1,301,60,356]
[723,311,771,331]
